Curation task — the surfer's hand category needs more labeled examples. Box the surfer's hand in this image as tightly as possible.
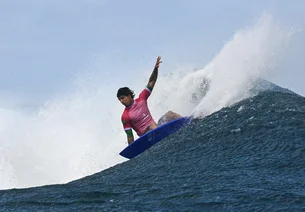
[154,56,162,69]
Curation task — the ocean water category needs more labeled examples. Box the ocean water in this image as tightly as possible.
[0,89,304,211]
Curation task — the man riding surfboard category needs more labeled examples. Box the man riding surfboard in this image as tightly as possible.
[117,56,182,145]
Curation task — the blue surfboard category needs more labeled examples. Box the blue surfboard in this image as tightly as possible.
[119,116,191,159]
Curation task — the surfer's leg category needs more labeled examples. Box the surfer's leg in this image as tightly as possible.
[157,110,182,126]
[143,121,158,134]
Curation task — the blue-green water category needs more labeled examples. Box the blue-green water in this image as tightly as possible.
[0,89,305,211]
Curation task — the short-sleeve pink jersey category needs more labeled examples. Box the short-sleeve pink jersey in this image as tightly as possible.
[121,87,155,136]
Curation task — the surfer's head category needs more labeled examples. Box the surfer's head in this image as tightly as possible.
[117,87,135,107]
[117,87,135,99]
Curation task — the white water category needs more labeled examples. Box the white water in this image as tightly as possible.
[151,14,294,118]
[0,14,293,189]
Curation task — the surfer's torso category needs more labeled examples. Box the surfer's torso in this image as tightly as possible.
[121,87,155,136]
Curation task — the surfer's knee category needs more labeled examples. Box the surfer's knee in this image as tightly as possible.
[165,110,182,119]
[157,111,182,126]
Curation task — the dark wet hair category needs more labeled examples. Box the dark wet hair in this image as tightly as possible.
[117,87,135,99]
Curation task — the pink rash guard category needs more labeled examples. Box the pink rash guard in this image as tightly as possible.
[121,87,155,136]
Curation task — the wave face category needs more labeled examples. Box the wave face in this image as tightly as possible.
[0,89,304,211]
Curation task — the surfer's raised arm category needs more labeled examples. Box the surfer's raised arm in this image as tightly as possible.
[147,56,162,91]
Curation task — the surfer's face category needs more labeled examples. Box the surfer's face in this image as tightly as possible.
[118,95,133,107]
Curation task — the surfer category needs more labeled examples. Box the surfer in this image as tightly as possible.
[117,56,182,145]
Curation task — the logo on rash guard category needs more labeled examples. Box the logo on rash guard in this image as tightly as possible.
[143,113,149,120]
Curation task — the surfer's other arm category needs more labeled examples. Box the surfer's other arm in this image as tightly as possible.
[125,129,134,145]
[147,56,162,91]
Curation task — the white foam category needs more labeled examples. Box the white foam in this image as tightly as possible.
[151,13,293,118]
